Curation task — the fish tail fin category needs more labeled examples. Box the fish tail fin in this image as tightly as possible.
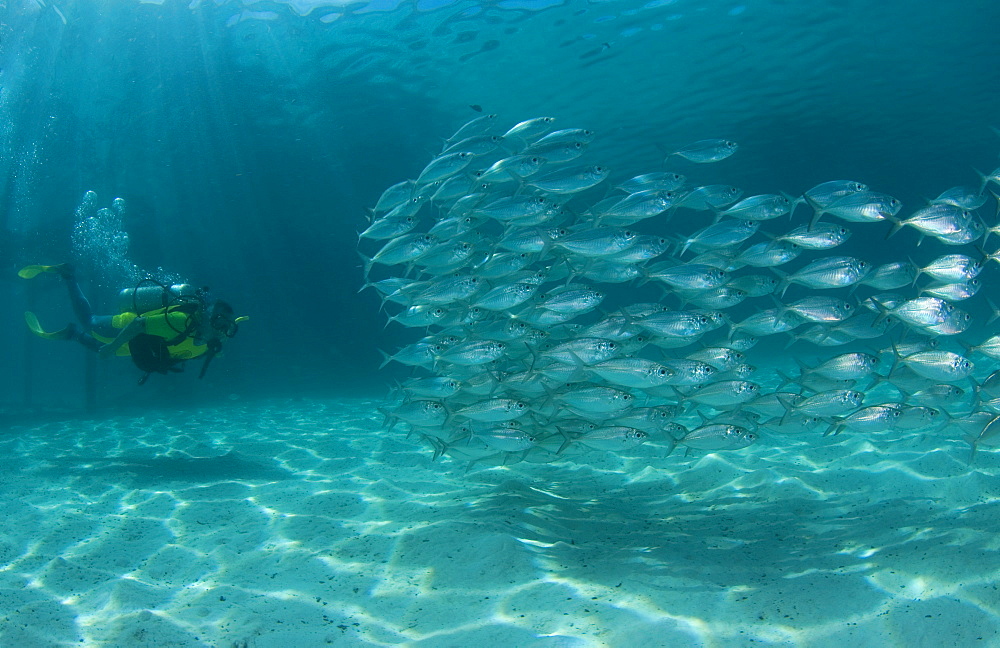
[556,427,574,455]
[968,375,983,413]
[441,402,456,431]
[424,435,448,461]
[988,297,1000,326]
[971,416,1000,467]
[378,406,398,433]
[885,215,904,239]
[973,166,988,195]
[793,355,814,377]
[789,195,805,220]
[907,255,922,287]
[776,394,795,427]
[871,297,892,329]
[358,251,375,283]
[803,195,825,231]
[770,267,790,299]
[768,293,791,330]
[774,369,798,392]
[782,330,802,349]
[564,351,588,383]
[888,340,902,382]
[778,191,797,219]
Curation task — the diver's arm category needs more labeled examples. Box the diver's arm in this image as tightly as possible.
[98,316,146,358]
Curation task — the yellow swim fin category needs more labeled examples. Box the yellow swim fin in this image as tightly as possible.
[24,311,74,341]
[17,263,71,279]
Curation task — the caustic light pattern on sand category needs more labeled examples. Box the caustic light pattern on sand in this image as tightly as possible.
[359,116,1000,469]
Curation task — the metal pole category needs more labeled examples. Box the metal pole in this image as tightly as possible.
[84,277,97,413]
[23,286,35,408]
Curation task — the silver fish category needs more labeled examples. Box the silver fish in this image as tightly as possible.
[679,424,756,450]
[811,190,901,227]
[453,398,529,422]
[559,426,648,453]
[472,283,539,311]
[931,186,987,210]
[597,189,677,226]
[671,139,738,163]
[675,185,743,210]
[478,155,548,182]
[444,114,500,148]
[503,117,557,145]
[528,165,610,194]
[681,220,760,256]
[717,193,792,221]
[776,256,871,296]
[829,405,901,435]
[684,380,760,407]
[888,204,974,239]
[588,358,675,388]
[777,224,852,250]
[437,340,507,366]
[471,427,537,452]
[860,261,919,290]
[555,227,638,257]
[893,349,973,382]
[416,151,475,186]
[373,180,416,214]
[616,172,686,193]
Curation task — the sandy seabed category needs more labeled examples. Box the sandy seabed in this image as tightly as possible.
[2,396,999,648]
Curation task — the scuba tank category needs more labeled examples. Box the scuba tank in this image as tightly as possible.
[118,281,200,315]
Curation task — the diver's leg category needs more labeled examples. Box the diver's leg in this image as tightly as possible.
[63,266,95,327]
[63,268,117,337]
[68,325,104,352]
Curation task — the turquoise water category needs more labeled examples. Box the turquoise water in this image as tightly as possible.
[4,0,1000,404]
[3,1,1000,645]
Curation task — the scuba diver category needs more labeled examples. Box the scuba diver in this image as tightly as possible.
[18,263,247,385]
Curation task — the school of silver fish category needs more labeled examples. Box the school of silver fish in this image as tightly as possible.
[359,115,1000,469]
